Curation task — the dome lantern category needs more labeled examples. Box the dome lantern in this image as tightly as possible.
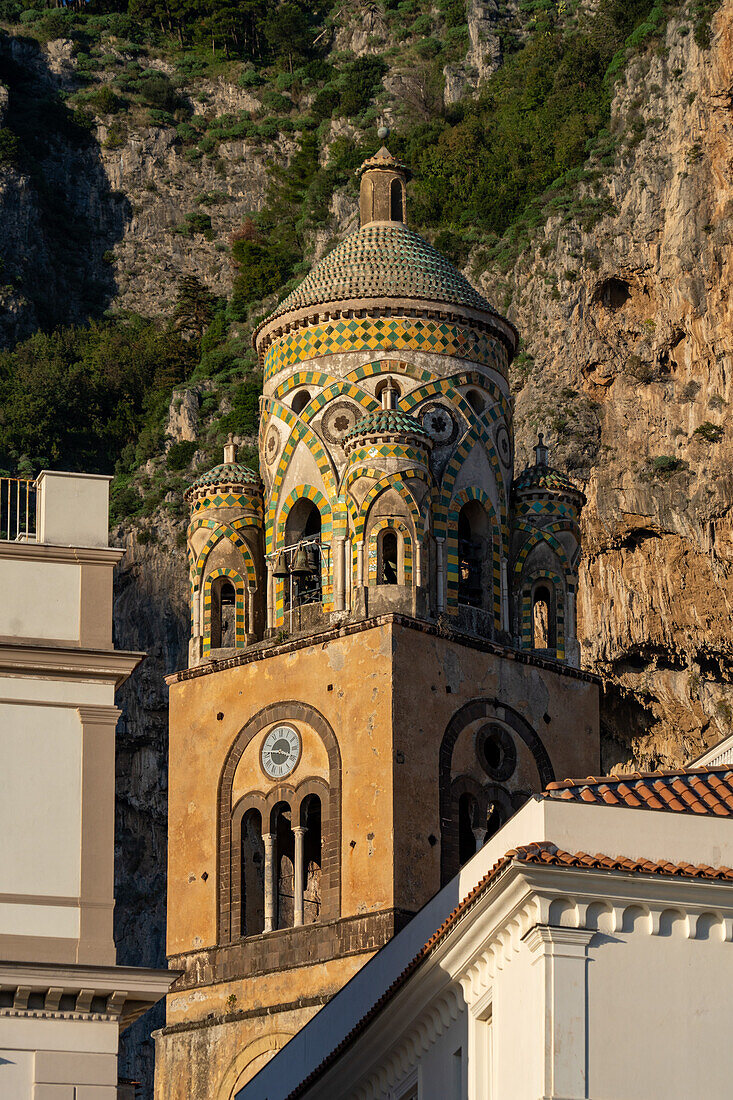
[357,145,411,227]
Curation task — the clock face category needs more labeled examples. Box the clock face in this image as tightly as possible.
[261,725,301,779]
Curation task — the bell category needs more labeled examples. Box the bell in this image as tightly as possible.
[291,548,311,575]
[305,546,320,572]
[272,552,289,578]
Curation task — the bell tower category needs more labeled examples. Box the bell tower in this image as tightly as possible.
[155,148,601,1100]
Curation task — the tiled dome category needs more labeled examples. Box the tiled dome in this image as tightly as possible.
[513,464,583,497]
[185,461,261,499]
[265,223,498,323]
[343,408,430,442]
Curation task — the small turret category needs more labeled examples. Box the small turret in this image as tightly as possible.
[357,134,411,227]
[184,438,265,664]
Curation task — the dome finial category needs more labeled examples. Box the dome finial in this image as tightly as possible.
[534,433,549,467]
[224,433,237,464]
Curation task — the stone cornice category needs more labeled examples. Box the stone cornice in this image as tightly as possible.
[168,613,600,685]
[0,541,124,565]
[0,644,144,688]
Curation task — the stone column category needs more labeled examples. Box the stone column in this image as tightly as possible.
[500,557,510,632]
[263,832,276,932]
[293,825,307,927]
[436,537,445,612]
[414,539,422,587]
[355,539,364,588]
[333,537,345,612]
[247,587,256,639]
[345,536,353,610]
[266,561,274,630]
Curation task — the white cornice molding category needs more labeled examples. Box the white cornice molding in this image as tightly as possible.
[77,704,122,726]
[0,645,144,688]
[0,542,124,565]
[0,961,179,1030]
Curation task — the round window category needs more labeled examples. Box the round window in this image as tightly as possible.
[476,723,516,781]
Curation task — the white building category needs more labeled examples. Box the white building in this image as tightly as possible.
[0,472,174,1097]
[237,766,733,1100]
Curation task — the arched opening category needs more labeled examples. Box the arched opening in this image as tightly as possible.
[458,792,482,865]
[465,388,485,415]
[211,577,237,649]
[378,528,398,585]
[457,500,489,608]
[374,377,401,403]
[291,390,311,415]
[360,174,374,224]
[532,584,555,652]
[283,499,322,609]
[390,177,404,222]
[271,801,295,930]
[300,794,322,925]
[240,808,264,937]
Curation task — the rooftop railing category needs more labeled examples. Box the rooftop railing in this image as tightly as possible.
[0,477,36,542]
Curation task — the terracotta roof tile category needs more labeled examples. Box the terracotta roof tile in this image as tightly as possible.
[544,766,733,816]
[283,841,733,1100]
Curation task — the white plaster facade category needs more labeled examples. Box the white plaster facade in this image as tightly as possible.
[237,794,733,1100]
[0,472,175,1098]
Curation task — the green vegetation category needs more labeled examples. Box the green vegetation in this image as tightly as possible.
[693,421,723,442]
[0,0,722,522]
[650,454,683,475]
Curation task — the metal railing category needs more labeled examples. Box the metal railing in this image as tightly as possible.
[0,477,36,542]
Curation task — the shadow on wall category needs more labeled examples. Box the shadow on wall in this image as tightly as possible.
[112,543,191,1098]
[0,34,130,346]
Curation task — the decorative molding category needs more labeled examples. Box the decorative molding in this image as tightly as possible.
[0,542,124,565]
[0,644,143,688]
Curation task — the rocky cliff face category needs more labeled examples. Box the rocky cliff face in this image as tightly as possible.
[1,5,731,1095]
[490,5,733,770]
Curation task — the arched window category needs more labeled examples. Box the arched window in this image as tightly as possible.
[284,500,322,609]
[240,808,264,937]
[291,390,311,415]
[465,388,484,415]
[271,801,295,930]
[300,794,322,925]
[457,501,488,608]
[390,178,404,222]
[360,174,374,223]
[532,584,555,652]
[211,577,237,648]
[379,529,398,585]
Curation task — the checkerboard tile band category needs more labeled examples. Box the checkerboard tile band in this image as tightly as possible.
[263,317,508,382]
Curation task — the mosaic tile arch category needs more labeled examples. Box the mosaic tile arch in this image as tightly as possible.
[353,470,433,540]
[299,381,379,426]
[191,519,258,590]
[272,484,334,624]
[436,419,507,541]
[450,369,511,421]
[345,358,435,387]
[202,567,247,655]
[444,486,502,631]
[367,518,413,586]
[342,462,432,504]
[513,522,572,576]
[262,395,339,498]
[520,568,566,661]
[399,378,476,423]
[272,369,336,400]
